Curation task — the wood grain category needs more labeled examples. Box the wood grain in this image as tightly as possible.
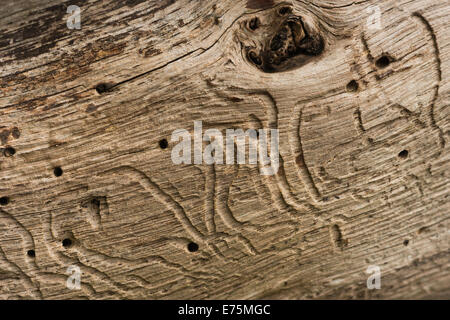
[0,0,448,299]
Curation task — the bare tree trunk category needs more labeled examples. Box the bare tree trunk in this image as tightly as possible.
[0,0,448,299]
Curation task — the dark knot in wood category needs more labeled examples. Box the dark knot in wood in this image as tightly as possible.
[245,11,324,73]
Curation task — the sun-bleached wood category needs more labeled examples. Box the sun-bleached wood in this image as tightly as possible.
[0,0,448,299]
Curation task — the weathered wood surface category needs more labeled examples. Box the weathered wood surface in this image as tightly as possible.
[0,0,449,299]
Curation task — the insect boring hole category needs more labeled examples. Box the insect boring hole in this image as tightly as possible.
[54,167,63,177]
[376,55,391,69]
[95,83,113,94]
[62,238,73,248]
[0,197,9,206]
[346,80,359,92]
[187,242,199,252]
[398,150,409,159]
[3,146,16,157]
